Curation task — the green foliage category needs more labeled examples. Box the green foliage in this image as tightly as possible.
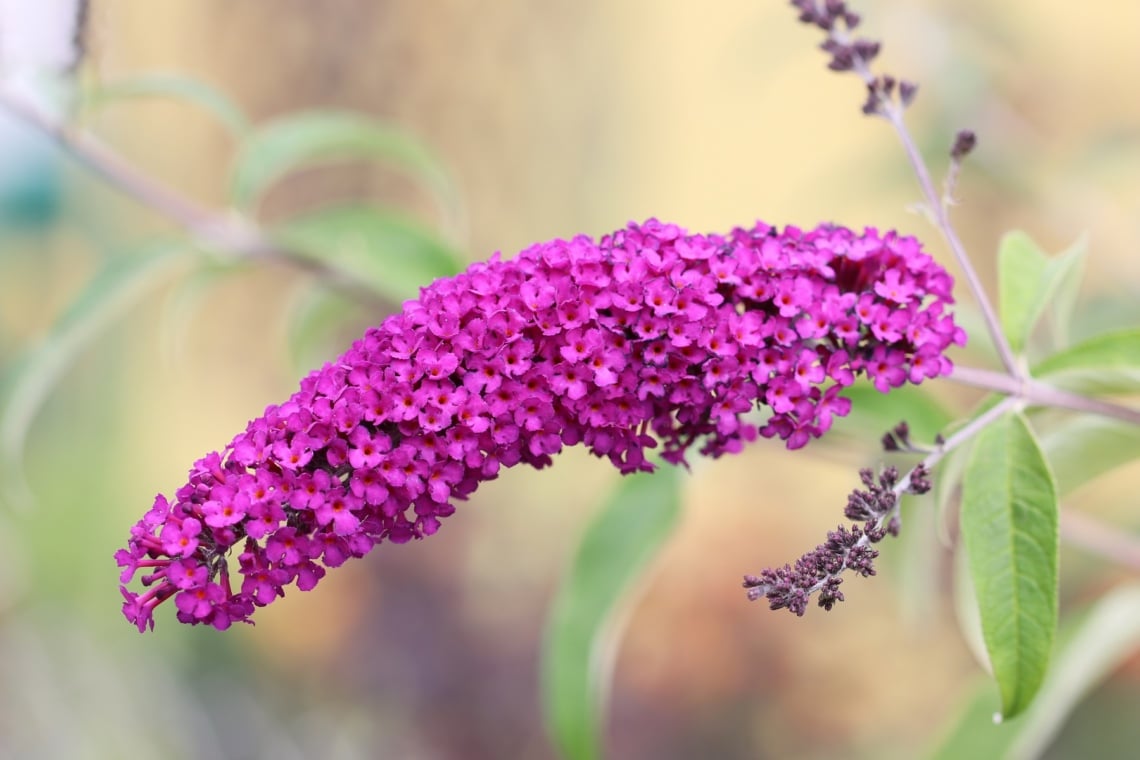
[84,73,250,139]
[274,205,465,305]
[837,380,954,441]
[0,241,193,508]
[997,231,1088,355]
[1046,237,1088,349]
[933,434,972,544]
[542,468,682,760]
[284,286,366,372]
[1038,415,1140,496]
[154,264,238,368]
[229,110,459,222]
[960,412,1059,720]
[1031,327,1140,394]
[932,583,1140,760]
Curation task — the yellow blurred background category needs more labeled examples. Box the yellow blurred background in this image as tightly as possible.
[2,1,1139,758]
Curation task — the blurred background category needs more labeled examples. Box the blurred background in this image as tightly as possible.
[1,0,1139,758]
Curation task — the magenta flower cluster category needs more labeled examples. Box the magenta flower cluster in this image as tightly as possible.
[117,218,964,631]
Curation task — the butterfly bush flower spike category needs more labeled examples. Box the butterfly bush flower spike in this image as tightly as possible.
[117,219,964,631]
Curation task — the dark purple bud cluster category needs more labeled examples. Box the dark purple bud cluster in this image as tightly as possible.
[743,462,932,615]
[789,0,918,116]
[881,420,922,453]
[950,129,978,161]
[791,0,861,32]
[860,77,919,117]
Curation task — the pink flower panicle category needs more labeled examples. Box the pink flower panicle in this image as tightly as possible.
[117,219,964,631]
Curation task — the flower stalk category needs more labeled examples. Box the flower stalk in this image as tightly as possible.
[790,0,1021,378]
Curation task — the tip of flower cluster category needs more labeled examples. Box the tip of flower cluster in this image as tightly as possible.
[118,218,962,631]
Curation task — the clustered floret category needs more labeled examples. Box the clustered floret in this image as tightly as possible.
[743,463,932,615]
[117,218,964,631]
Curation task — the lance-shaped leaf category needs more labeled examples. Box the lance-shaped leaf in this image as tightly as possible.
[541,468,682,760]
[1,241,193,508]
[1046,235,1087,349]
[1039,415,1140,496]
[932,583,1140,759]
[1031,327,1140,394]
[84,73,250,139]
[273,205,465,305]
[836,379,954,442]
[960,411,1059,720]
[997,231,1087,355]
[284,286,368,372]
[230,110,459,225]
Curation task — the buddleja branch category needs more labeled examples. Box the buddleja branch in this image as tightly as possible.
[742,1,1140,616]
[0,86,390,311]
[789,0,1021,379]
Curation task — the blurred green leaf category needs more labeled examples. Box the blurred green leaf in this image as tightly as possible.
[893,493,942,626]
[952,304,1000,367]
[932,583,1140,760]
[952,541,991,676]
[929,684,1005,760]
[1005,583,1140,759]
[933,428,971,546]
[285,286,364,373]
[230,110,457,220]
[274,205,465,305]
[838,380,954,442]
[85,73,250,138]
[1,241,193,508]
[998,231,1087,355]
[931,394,1028,545]
[998,232,1047,355]
[542,468,682,760]
[1031,327,1140,394]
[961,412,1058,720]
[157,264,238,368]
[1047,235,1088,349]
[1038,415,1140,496]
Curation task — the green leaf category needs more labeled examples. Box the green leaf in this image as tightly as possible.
[998,232,1048,355]
[85,73,250,138]
[274,205,465,304]
[934,428,972,546]
[931,583,1140,760]
[1004,583,1140,759]
[157,264,238,368]
[1047,235,1088,349]
[998,231,1087,355]
[952,541,991,675]
[1,241,193,508]
[836,380,954,442]
[1038,415,1140,496]
[892,493,942,626]
[1031,327,1140,394]
[542,468,683,760]
[929,685,1006,760]
[230,110,458,222]
[284,286,364,373]
[931,398,1005,547]
[960,412,1059,720]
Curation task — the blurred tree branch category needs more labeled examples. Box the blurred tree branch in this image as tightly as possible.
[0,87,390,310]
